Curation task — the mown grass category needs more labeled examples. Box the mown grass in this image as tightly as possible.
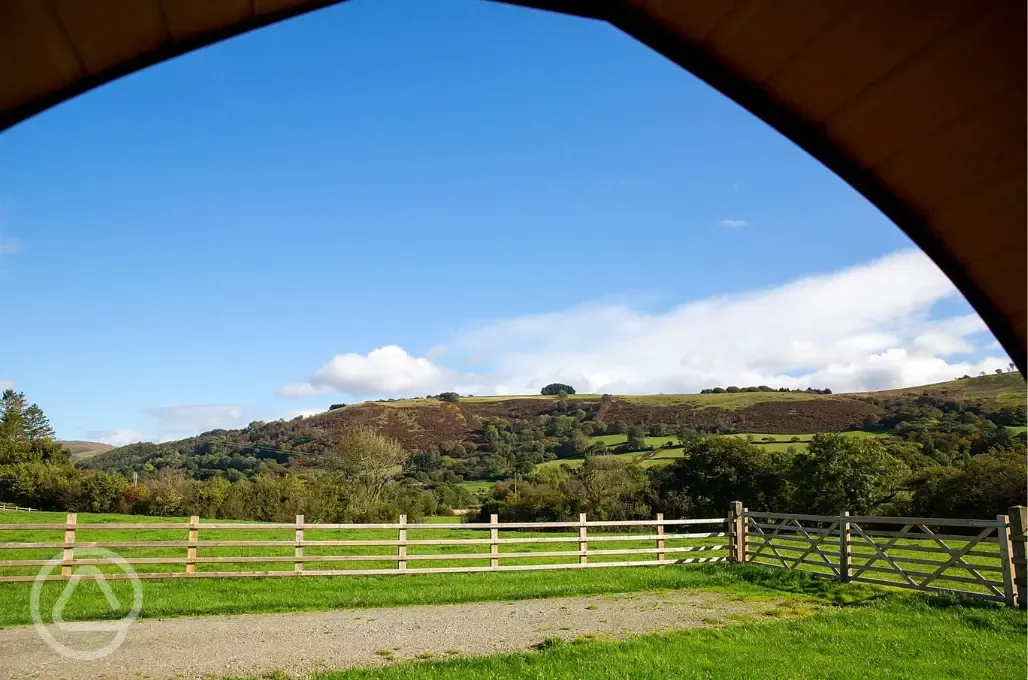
[0,561,865,629]
[286,596,1026,680]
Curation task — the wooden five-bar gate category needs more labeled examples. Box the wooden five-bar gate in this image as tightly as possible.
[733,502,1028,608]
[1,503,1024,608]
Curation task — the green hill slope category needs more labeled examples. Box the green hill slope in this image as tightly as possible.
[80,373,1025,478]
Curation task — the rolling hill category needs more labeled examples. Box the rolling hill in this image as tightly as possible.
[79,372,1025,475]
[58,440,116,461]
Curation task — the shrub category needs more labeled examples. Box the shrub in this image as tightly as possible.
[648,423,669,437]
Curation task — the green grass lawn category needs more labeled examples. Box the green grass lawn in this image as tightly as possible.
[289,597,1027,680]
[0,558,862,629]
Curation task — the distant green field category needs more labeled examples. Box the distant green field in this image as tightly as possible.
[422,516,463,524]
[539,431,885,468]
[589,434,678,447]
[537,451,645,470]
[538,436,688,470]
[457,481,493,495]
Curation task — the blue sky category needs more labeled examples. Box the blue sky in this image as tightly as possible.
[0,0,1009,444]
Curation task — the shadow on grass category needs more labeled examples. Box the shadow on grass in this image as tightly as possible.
[688,563,882,606]
[709,563,1028,631]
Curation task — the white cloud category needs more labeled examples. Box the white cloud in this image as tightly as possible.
[142,404,250,438]
[720,219,747,228]
[279,345,450,398]
[87,429,145,447]
[0,380,13,390]
[282,408,325,419]
[281,249,1010,398]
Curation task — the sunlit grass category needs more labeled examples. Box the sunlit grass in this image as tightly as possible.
[288,597,1027,680]
[0,559,873,629]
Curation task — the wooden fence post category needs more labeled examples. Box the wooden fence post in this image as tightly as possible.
[186,515,199,574]
[62,513,76,579]
[295,514,304,573]
[579,513,588,565]
[740,506,748,562]
[839,511,851,583]
[489,514,499,570]
[397,514,407,572]
[656,513,665,562]
[1007,506,1027,609]
[997,513,1015,606]
[728,502,742,562]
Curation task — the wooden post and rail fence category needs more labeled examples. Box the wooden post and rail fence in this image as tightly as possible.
[0,503,1024,608]
[0,502,36,512]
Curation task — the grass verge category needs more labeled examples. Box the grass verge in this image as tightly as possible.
[240,597,1026,680]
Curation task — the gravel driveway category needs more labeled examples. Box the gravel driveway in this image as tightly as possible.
[0,590,784,679]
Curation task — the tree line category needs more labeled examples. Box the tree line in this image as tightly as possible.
[0,390,475,522]
[699,385,833,394]
[2,385,1024,523]
[476,432,1025,523]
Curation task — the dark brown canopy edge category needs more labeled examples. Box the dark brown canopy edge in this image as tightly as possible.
[0,0,348,133]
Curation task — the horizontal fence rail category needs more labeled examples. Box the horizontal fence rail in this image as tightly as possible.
[0,513,731,583]
[0,503,36,512]
[2,503,1024,608]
